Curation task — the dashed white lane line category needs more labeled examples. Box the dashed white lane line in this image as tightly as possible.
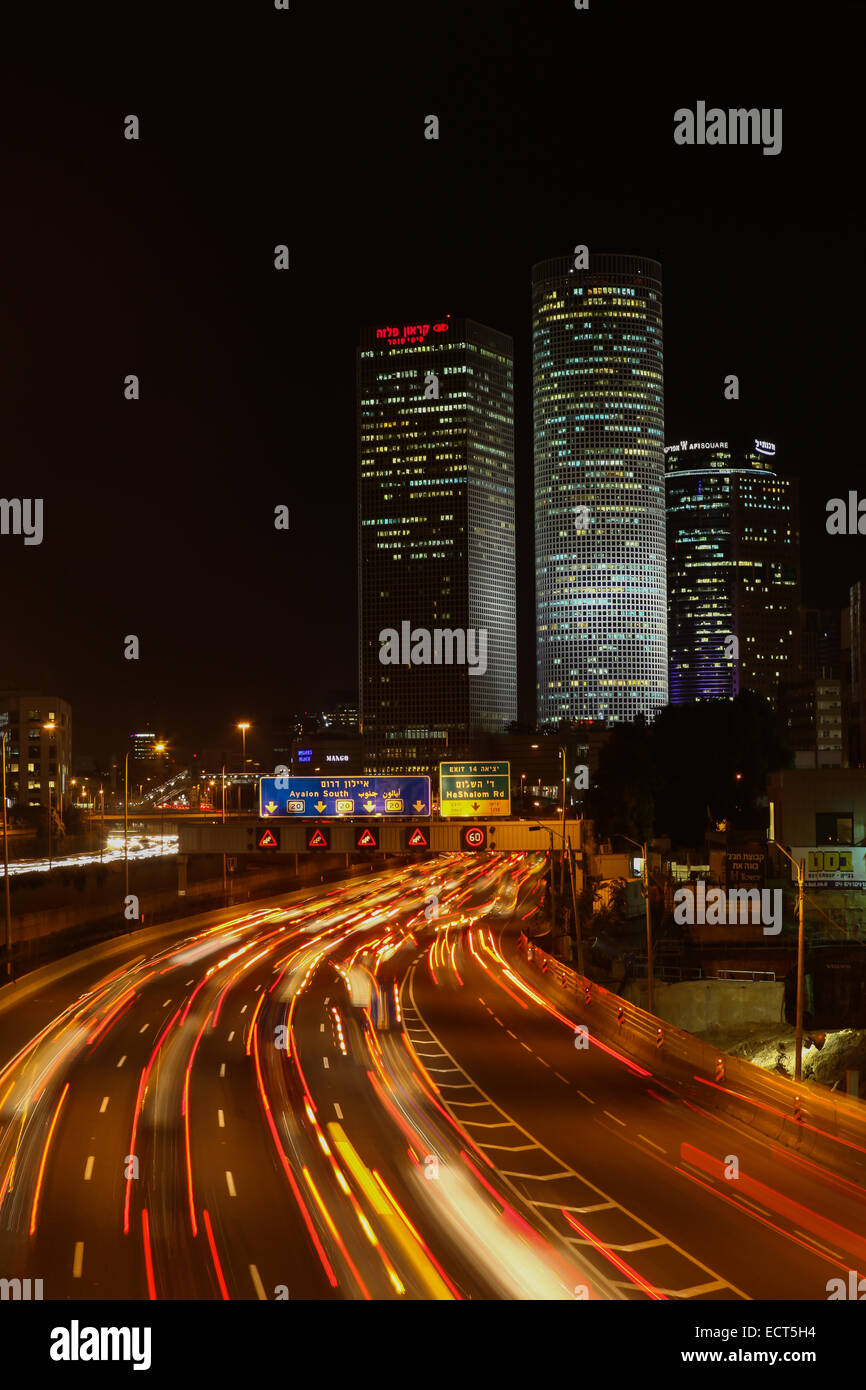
[117,1056,126,1068]
[554,1072,568,1084]
[139,1024,149,1034]
[576,1090,595,1104]
[320,1023,325,1032]
[162,999,172,1007]
[638,1134,666,1153]
[520,1042,532,1053]
[72,1243,84,1278]
[218,1110,225,1128]
[334,1103,343,1119]
[83,1156,95,1181]
[506,1030,517,1039]
[323,1057,330,1070]
[227,1031,235,1042]
[603,1111,626,1127]
[99,1097,109,1113]
[186,979,194,986]
[226,1171,237,1197]
[219,1063,226,1077]
[324,997,330,1006]
[240,1005,248,1014]
[249,1265,267,1300]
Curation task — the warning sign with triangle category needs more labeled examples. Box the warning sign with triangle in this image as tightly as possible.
[307,826,330,849]
[256,826,280,849]
[355,826,379,849]
[407,826,430,848]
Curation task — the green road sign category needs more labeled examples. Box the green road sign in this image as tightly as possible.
[438,761,511,818]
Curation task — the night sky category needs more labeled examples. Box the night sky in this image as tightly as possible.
[1,0,862,768]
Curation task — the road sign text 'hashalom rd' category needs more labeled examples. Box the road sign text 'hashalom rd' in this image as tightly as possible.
[438,761,511,818]
[259,775,431,818]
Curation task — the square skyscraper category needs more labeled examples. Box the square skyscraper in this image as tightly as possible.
[357,317,516,774]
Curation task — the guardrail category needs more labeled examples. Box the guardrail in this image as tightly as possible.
[514,935,866,1184]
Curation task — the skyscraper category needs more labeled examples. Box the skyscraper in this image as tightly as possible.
[358,316,516,774]
[533,253,667,727]
[665,438,800,705]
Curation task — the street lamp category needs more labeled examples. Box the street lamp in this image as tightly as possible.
[1,728,13,980]
[528,822,584,973]
[613,832,655,1016]
[237,723,251,813]
[43,722,57,869]
[770,840,807,1081]
[124,748,133,922]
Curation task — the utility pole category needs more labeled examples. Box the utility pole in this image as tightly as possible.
[559,745,567,898]
[567,833,584,975]
[771,841,807,1082]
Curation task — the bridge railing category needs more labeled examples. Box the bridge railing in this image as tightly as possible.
[513,935,866,1183]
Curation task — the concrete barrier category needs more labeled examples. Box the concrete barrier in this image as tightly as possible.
[622,977,785,1031]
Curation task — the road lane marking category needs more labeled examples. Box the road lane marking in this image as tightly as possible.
[117,1056,126,1068]
[72,1242,84,1278]
[249,1264,267,1300]
[334,1103,343,1119]
[218,1110,225,1128]
[219,1063,226,1077]
[139,1024,149,1033]
[320,1024,325,1032]
[638,1134,666,1153]
[240,1005,248,1014]
[84,1157,95,1181]
[226,1171,236,1196]
[186,979,194,986]
[603,1111,626,1127]
[408,965,749,1302]
[323,1057,329,1069]
[162,999,172,1006]
[227,1031,235,1042]
[576,1090,595,1104]
[99,1097,109,1113]
[554,1072,568,1084]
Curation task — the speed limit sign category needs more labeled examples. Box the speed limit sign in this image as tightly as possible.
[460,826,487,851]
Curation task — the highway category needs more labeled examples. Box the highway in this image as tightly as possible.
[1,852,864,1301]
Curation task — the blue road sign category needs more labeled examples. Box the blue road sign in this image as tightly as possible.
[259,775,431,818]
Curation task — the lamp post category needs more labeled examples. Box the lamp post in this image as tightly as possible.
[237,723,251,814]
[124,749,131,919]
[559,745,568,896]
[42,720,57,870]
[153,744,166,850]
[2,728,13,980]
[614,832,654,1015]
[770,840,807,1081]
[99,785,105,864]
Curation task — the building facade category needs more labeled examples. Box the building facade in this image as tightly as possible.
[778,678,845,767]
[0,693,71,810]
[847,580,866,767]
[358,316,516,774]
[665,438,800,705]
[533,252,667,727]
